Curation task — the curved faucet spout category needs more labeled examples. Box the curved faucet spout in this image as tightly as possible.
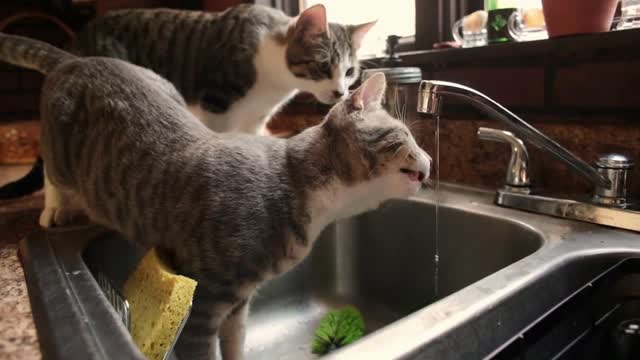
[417,80,611,190]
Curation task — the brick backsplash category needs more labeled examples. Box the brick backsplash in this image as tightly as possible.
[410,113,640,196]
[553,61,640,109]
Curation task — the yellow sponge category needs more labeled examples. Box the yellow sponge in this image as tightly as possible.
[123,248,197,360]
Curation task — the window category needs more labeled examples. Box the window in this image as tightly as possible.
[297,0,484,57]
[301,0,415,58]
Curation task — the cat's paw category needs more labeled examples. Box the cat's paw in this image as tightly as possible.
[39,207,86,228]
[39,207,57,228]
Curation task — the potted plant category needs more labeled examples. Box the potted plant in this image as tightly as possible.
[541,0,619,37]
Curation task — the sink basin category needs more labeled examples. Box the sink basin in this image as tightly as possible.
[19,182,640,360]
[23,184,640,360]
[82,196,543,360]
[19,186,544,360]
[321,191,640,360]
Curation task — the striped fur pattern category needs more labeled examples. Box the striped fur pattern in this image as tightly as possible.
[0,34,431,360]
[69,4,375,133]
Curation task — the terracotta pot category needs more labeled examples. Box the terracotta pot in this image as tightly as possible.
[541,0,619,38]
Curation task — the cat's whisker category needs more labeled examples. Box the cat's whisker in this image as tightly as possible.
[400,104,407,124]
[316,45,332,62]
[403,148,412,161]
[394,102,401,123]
[381,140,402,152]
[359,59,378,69]
[367,166,376,178]
[379,137,402,147]
[392,144,406,159]
[407,120,422,132]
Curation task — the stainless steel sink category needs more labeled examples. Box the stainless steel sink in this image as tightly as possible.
[79,188,543,360]
[19,184,640,360]
[325,187,640,360]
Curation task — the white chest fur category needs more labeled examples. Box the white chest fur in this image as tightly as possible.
[306,178,399,241]
[189,33,298,134]
[267,177,404,278]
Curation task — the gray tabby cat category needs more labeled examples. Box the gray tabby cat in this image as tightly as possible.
[0,3,375,200]
[70,3,375,133]
[0,34,430,360]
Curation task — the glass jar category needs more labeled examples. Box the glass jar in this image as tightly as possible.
[361,67,423,121]
[617,0,640,30]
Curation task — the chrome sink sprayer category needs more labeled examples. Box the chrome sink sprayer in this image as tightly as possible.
[417,80,639,232]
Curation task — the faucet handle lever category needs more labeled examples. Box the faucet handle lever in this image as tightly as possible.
[478,127,531,188]
[593,153,635,206]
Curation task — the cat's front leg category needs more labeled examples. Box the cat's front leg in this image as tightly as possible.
[39,172,86,227]
[219,297,250,360]
[175,284,236,360]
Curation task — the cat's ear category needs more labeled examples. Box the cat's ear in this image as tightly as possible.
[292,4,329,39]
[351,72,386,111]
[351,20,377,50]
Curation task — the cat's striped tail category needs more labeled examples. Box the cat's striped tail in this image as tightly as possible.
[0,33,75,74]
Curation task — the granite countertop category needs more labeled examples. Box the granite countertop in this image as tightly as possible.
[0,165,43,360]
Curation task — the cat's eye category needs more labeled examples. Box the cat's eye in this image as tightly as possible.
[346,67,355,77]
[318,62,332,78]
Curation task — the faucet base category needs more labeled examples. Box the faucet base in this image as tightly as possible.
[592,194,633,208]
[495,189,640,233]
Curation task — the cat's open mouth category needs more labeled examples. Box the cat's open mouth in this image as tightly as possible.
[400,168,426,182]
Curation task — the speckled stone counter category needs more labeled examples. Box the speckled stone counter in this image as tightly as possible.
[0,165,43,360]
[1,242,41,360]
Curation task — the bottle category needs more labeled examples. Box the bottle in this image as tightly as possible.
[484,0,522,11]
[618,0,640,30]
[485,0,542,43]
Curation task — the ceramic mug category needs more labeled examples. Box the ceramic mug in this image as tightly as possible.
[508,8,548,42]
[452,10,488,48]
